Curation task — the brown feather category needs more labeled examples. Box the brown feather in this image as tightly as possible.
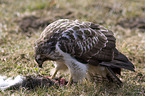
[34,19,135,86]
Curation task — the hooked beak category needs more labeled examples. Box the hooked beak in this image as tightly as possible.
[35,55,44,68]
[35,59,43,68]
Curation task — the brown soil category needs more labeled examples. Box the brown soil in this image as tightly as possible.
[16,10,76,33]
[18,16,52,32]
[117,17,145,32]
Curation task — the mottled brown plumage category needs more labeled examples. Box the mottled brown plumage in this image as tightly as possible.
[34,19,135,86]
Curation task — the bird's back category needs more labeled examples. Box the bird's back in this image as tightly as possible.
[35,19,135,86]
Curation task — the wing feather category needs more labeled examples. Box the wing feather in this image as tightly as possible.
[37,19,116,65]
[58,22,112,63]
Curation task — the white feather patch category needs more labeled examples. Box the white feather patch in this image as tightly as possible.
[55,43,88,81]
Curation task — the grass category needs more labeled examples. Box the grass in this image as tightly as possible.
[0,0,145,95]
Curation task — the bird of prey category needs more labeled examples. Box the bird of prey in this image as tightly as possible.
[34,19,135,86]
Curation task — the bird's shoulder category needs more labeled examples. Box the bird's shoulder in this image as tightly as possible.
[35,19,116,64]
[57,20,115,59]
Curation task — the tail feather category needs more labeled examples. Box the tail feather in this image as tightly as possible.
[87,48,134,86]
[106,67,122,86]
[100,48,135,72]
[100,60,135,72]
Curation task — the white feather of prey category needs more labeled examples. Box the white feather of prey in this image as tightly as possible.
[0,75,24,91]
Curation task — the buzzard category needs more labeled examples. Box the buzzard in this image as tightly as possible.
[34,19,135,86]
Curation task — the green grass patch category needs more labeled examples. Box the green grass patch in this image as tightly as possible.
[0,0,145,95]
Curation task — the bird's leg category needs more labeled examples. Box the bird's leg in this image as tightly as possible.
[66,74,73,86]
[51,69,58,79]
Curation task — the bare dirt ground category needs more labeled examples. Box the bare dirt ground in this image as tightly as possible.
[118,17,145,32]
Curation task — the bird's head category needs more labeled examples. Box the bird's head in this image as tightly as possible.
[35,54,48,68]
[34,41,56,68]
